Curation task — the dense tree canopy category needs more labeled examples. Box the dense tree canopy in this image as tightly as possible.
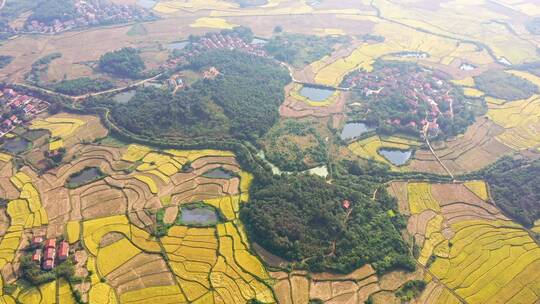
[241,162,415,274]
[28,0,77,24]
[484,157,540,228]
[99,49,290,141]
[98,47,146,79]
[474,70,537,100]
[52,77,114,96]
[265,33,348,67]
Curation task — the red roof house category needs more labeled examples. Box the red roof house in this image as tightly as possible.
[44,239,56,249]
[42,259,54,270]
[342,200,351,210]
[58,241,69,261]
[44,247,55,260]
[32,249,42,263]
[31,236,44,246]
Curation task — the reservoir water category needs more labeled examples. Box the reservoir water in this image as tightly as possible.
[1,137,30,153]
[179,206,218,226]
[67,167,102,187]
[379,149,412,166]
[299,86,334,102]
[340,122,373,140]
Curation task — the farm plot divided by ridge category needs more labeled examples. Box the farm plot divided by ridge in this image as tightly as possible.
[0,122,272,304]
[390,181,540,304]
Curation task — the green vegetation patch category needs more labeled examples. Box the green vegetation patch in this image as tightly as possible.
[240,161,415,274]
[98,47,146,79]
[474,70,537,100]
[262,119,328,171]
[90,49,290,142]
[265,33,348,67]
[395,280,426,303]
[52,77,115,96]
[28,0,77,24]
[483,157,540,228]
[0,55,13,69]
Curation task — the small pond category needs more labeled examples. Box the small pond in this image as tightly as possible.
[460,63,476,71]
[1,137,30,153]
[340,122,373,141]
[167,41,189,50]
[67,167,102,187]
[179,206,218,226]
[203,168,233,179]
[299,86,335,102]
[251,38,268,45]
[379,149,412,166]
[113,90,136,104]
[137,0,156,9]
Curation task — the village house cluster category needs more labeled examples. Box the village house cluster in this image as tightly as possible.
[164,32,267,69]
[24,0,155,34]
[345,66,456,136]
[30,237,70,270]
[0,88,49,137]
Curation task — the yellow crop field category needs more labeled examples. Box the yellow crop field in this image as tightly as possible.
[58,279,76,304]
[39,281,56,304]
[419,215,446,265]
[122,144,151,162]
[82,215,131,255]
[348,135,418,171]
[507,70,540,88]
[407,183,440,214]
[430,219,540,303]
[488,95,540,150]
[0,152,12,162]
[463,87,485,98]
[120,285,186,303]
[48,139,64,151]
[464,180,489,201]
[130,224,162,252]
[97,238,141,276]
[89,283,117,304]
[205,195,239,220]
[134,174,159,194]
[30,116,85,138]
[17,287,41,304]
[66,221,80,243]
[154,0,236,14]
[190,17,237,29]
[451,77,475,87]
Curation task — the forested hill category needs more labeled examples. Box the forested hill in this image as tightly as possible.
[241,161,415,274]
[96,49,290,141]
[484,157,540,228]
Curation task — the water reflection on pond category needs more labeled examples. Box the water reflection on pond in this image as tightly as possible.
[67,167,102,187]
[299,86,335,102]
[379,149,412,166]
[203,168,233,179]
[1,137,30,153]
[340,122,373,141]
[179,206,218,226]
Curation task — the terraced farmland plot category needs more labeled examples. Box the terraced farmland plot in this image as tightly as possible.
[390,181,540,304]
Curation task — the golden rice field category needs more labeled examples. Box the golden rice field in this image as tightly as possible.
[30,116,85,139]
[397,181,540,304]
[487,95,540,150]
[190,17,237,29]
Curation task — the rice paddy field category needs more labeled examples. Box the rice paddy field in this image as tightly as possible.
[2,0,540,303]
[389,181,540,304]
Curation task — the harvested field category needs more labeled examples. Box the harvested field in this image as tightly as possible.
[408,118,514,175]
[390,181,540,303]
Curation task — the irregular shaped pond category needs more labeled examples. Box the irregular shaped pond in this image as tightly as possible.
[379,149,412,166]
[203,168,233,179]
[167,41,189,50]
[251,38,268,45]
[1,137,30,153]
[113,90,135,104]
[340,122,373,140]
[299,86,335,102]
[67,167,103,188]
[179,206,218,226]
